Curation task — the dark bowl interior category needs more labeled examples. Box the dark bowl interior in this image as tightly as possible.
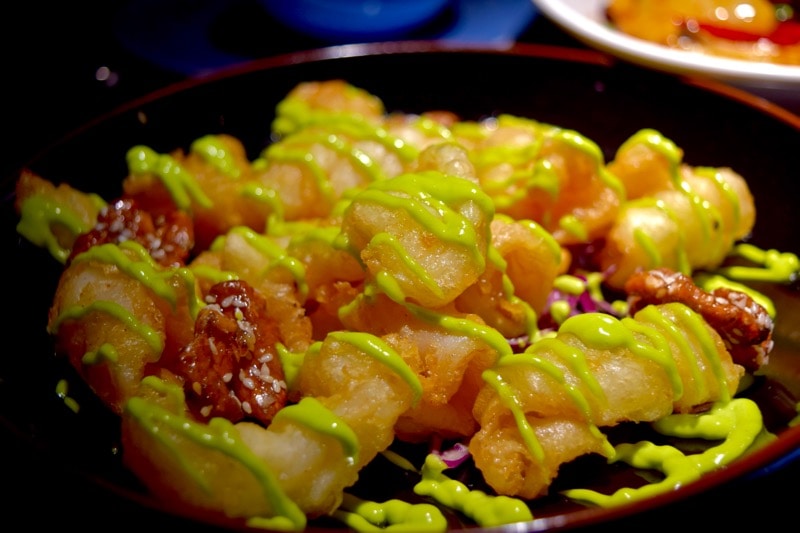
[2,42,799,531]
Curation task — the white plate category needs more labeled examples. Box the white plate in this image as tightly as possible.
[531,0,800,107]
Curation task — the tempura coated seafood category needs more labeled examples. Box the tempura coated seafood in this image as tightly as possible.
[452,115,625,246]
[470,300,745,499]
[121,330,420,524]
[123,134,273,251]
[597,129,756,289]
[15,170,106,263]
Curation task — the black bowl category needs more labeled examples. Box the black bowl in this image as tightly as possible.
[2,42,799,531]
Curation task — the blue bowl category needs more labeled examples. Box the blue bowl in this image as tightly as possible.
[259,0,453,42]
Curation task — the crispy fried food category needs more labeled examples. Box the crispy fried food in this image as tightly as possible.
[257,123,408,221]
[453,216,565,338]
[470,299,744,499]
[598,130,756,289]
[15,169,107,263]
[271,79,386,137]
[338,171,494,309]
[19,79,782,529]
[339,291,501,441]
[625,267,774,371]
[121,330,419,523]
[189,226,314,352]
[281,221,366,338]
[453,115,624,246]
[47,242,197,413]
[123,134,274,250]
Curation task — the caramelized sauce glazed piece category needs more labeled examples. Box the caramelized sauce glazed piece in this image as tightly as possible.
[625,267,774,371]
[169,280,288,426]
[69,196,194,267]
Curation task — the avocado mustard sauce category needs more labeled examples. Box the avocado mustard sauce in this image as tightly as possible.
[127,145,213,210]
[55,378,80,413]
[332,493,447,532]
[16,192,106,263]
[415,454,533,527]
[718,243,800,284]
[211,226,309,299]
[563,398,764,506]
[190,134,242,179]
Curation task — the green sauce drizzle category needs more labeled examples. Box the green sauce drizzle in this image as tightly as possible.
[50,300,164,357]
[127,145,213,210]
[16,193,105,263]
[415,454,533,527]
[563,398,763,506]
[190,134,242,178]
[272,396,360,466]
[55,379,80,413]
[717,243,799,284]
[326,330,423,406]
[332,493,447,532]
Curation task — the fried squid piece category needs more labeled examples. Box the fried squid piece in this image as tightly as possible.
[339,291,499,441]
[452,115,624,246]
[47,241,197,414]
[123,134,274,250]
[454,215,566,339]
[120,330,420,525]
[14,169,106,263]
[168,280,288,426]
[598,129,756,289]
[625,267,774,371]
[337,170,494,309]
[470,300,746,499]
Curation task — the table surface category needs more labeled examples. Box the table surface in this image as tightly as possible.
[3,1,798,530]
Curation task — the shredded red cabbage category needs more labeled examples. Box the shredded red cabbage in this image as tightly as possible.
[432,442,471,469]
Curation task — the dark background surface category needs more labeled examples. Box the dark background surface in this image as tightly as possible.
[3,1,798,530]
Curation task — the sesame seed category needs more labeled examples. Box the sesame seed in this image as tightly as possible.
[239,369,256,390]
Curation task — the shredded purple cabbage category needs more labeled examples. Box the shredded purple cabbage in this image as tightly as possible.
[431,441,471,469]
